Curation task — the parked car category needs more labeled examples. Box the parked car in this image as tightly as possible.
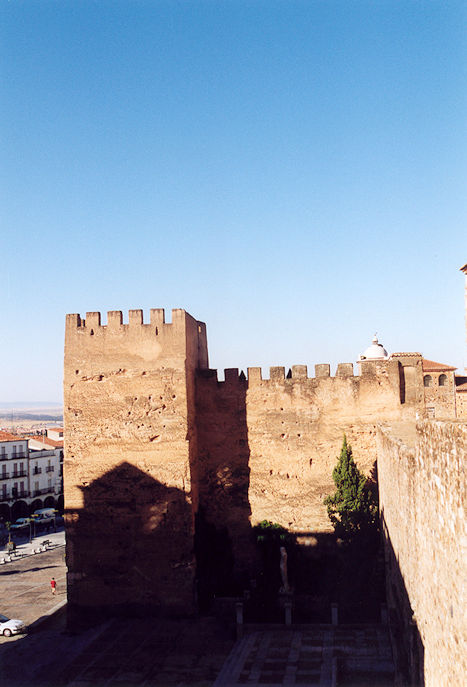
[10,518,32,531]
[0,614,26,637]
[31,508,57,524]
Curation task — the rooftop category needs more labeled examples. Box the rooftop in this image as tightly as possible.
[422,359,457,372]
[27,435,64,448]
[0,430,26,442]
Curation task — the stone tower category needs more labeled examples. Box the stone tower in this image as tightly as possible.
[64,309,208,620]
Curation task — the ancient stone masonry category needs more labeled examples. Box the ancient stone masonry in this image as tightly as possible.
[64,308,434,619]
[64,305,465,626]
[377,421,466,687]
[196,359,418,550]
[64,309,208,618]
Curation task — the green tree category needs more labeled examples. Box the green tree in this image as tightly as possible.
[324,436,378,544]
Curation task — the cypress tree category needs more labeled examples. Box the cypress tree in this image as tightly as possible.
[324,436,378,543]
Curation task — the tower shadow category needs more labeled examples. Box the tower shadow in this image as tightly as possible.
[66,461,195,626]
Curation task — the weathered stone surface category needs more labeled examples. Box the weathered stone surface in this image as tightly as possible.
[377,421,466,687]
[64,306,461,635]
[64,309,208,617]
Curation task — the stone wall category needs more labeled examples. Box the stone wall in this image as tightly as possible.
[423,370,457,419]
[377,421,466,686]
[64,309,208,618]
[196,359,419,548]
[456,390,467,419]
[64,306,447,621]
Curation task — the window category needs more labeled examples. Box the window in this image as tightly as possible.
[424,375,433,387]
[439,374,447,386]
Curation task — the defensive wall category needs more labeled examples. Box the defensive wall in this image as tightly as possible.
[377,421,466,687]
[64,308,431,616]
[196,358,420,565]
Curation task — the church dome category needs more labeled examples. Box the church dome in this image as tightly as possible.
[360,335,388,360]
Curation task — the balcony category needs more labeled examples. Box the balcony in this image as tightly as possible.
[11,470,27,478]
[46,465,55,473]
[12,453,27,459]
[32,488,53,496]
[33,467,42,475]
[0,473,10,481]
[0,491,29,502]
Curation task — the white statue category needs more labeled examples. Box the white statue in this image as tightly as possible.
[279,546,291,593]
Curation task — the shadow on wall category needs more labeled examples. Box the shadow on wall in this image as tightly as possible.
[381,509,425,687]
[66,461,195,627]
[195,369,255,608]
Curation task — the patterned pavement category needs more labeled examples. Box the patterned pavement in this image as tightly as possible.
[214,626,394,686]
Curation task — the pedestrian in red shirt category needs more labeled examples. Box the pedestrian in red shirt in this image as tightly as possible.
[50,577,57,595]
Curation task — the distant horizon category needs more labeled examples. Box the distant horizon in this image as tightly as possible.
[0,402,63,409]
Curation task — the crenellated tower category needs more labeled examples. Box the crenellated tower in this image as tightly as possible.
[64,308,207,620]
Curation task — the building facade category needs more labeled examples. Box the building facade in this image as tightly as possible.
[0,430,63,522]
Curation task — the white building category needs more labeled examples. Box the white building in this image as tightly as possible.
[0,430,63,522]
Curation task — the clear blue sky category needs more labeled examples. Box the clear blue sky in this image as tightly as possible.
[1,0,466,402]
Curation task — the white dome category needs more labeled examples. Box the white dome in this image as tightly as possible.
[360,335,388,360]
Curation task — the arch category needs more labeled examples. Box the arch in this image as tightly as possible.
[423,375,433,387]
[44,496,56,508]
[438,374,448,386]
[11,500,28,520]
[29,499,43,515]
[0,504,11,523]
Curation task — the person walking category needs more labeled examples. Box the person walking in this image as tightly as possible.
[50,577,57,595]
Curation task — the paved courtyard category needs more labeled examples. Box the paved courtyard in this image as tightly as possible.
[0,534,395,686]
[215,627,394,686]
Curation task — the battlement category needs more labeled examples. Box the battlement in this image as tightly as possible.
[197,362,365,386]
[65,308,209,372]
[66,308,199,332]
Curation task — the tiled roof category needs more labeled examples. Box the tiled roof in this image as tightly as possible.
[27,435,63,448]
[456,382,467,392]
[390,352,422,358]
[422,359,457,372]
[0,431,26,442]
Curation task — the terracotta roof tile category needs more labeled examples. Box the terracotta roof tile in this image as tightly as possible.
[27,435,63,448]
[391,352,422,357]
[0,431,26,442]
[422,359,457,372]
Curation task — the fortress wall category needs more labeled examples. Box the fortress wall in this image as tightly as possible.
[64,309,207,616]
[377,421,466,686]
[196,360,414,538]
[195,370,256,582]
[245,360,408,532]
